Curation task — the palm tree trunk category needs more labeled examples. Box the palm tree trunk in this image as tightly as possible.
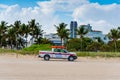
[31,37,34,44]
[0,38,2,47]
[26,38,27,47]
[81,38,82,51]
[61,38,62,46]
[0,40,2,47]
[80,35,83,51]
[26,37,27,47]
[16,39,18,50]
[64,38,67,45]
[114,40,117,52]
[10,40,12,49]
[62,38,64,46]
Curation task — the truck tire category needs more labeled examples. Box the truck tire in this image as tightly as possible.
[44,55,50,61]
[68,56,74,61]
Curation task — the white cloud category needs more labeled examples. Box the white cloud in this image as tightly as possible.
[37,0,89,12]
[73,3,120,34]
[0,4,8,9]
[88,20,114,34]
[0,0,89,34]
[0,0,120,34]
[0,4,20,23]
[0,4,59,33]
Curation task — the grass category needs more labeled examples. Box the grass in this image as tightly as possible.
[0,48,16,54]
[1,44,120,58]
[0,44,52,55]
[76,52,120,57]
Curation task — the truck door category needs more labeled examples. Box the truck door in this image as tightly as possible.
[61,49,68,58]
[54,49,62,58]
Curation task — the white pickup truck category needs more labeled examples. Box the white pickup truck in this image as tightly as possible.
[38,46,77,61]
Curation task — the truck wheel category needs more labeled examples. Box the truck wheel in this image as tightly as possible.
[44,55,50,61]
[68,56,74,61]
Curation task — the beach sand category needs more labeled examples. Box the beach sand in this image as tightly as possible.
[0,54,120,80]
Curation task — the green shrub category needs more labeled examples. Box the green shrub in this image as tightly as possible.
[67,38,81,51]
[67,38,92,51]
[23,44,51,51]
[86,42,102,51]
[100,44,111,52]
[21,44,52,55]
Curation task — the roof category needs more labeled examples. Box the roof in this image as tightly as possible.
[92,30,102,32]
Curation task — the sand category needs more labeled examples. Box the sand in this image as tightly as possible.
[0,54,120,80]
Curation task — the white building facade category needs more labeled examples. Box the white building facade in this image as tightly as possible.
[44,24,109,44]
[77,24,109,43]
[44,33,61,45]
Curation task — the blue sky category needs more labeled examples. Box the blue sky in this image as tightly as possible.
[0,0,40,7]
[90,0,120,4]
[0,0,49,7]
[0,0,120,34]
[0,0,120,7]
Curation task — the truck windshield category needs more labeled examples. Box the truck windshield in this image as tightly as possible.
[63,49,68,53]
[54,49,68,53]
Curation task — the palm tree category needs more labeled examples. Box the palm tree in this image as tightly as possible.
[108,29,119,52]
[77,25,88,51]
[62,28,69,45]
[28,19,39,44]
[0,21,7,47]
[55,23,69,46]
[19,24,30,47]
[24,24,30,47]
[7,28,16,49]
[13,21,21,49]
[17,37,25,49]
[34,25,43,40]
[118,27,120,38]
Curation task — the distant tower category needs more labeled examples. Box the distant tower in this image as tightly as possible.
[70,21,77,38]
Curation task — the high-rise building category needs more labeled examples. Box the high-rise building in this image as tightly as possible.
[70,21,77,38]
